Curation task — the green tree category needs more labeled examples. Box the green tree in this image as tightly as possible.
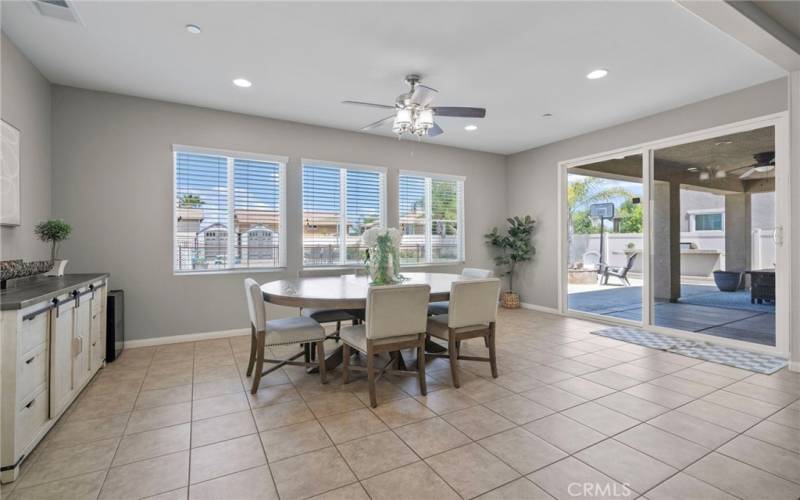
[572,210,596,234]
[431,180,457,220]
[178,194,204,208]
[616,199,643,233]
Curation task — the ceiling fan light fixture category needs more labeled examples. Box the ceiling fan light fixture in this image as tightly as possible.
[416,109,434,130]
[185,24,202,34]
[699,171,710,181]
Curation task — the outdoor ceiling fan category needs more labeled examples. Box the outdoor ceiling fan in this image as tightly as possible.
[737,151,775,179]
[342,74,486,138]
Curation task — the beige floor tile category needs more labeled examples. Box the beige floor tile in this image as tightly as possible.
[528,457,634,500]
[189,465,276,500]
[649,411,736,449]
[192,377,244,401]
[370,397,436,428]
[247,383,301,408]
[686,452,800,500]
[142,372,194,391]
[520,385,587,411]
[478,427,566,474]
[745,421,800,453]
[260,420,332,462]
[47,413,129,449]
[454,378,514,403]
[483,394,554,425]
[645,472,737,500]
[66,391,138,422]
[475,477,552,500]
[318,408,389,444]
[136,385,193,410]
[745,372,800,395]
[581,369,641,390]
[606,363,663,383]
[572,353,621,369]
[648,375,716,398]
[270,447,357,500]
[441,405,516,440]
[308,483,370,500]
[18,438,119,488]
[126,402,191,435]
[394,416,471,458]
[190,435,266,484]
[622,383,694,409]
[576,439,676,494]
[720,381,796,406]
[192,410,257,448]
[718,435,800,484]
[627,356,687,375]
[191,392,249,421]
[145,487,188,500]
[362,461,460,500]
[305,391,365,418]
[615,424,709,469]
[251,400,315,431]
[553,377,615,400]
[9,471,106,500]
[768,406,800,430]
[193,364,240,384]
[113,423,190,466]
[492,369,545,392]
[426,443,520,499]
[594,392,668,421]
[561,402,639,435]
[100,451,189,500]
[671,367,737,389]
[702,389,782,418]
[677,399,760,432]
[415,388,479,414]
[336,431,418,480]
[523,413,605,454]
[544,358,600,376]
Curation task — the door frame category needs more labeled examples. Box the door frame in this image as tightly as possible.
[558,112,791,357]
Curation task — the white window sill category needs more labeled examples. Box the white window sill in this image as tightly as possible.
[174,267,287,277]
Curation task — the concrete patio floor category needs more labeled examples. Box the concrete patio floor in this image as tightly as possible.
[568,284,776,346]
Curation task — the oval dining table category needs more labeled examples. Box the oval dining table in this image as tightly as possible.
[261,272,460,370]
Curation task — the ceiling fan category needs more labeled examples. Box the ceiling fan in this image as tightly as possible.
[342,74,486,138]
[737,151,775,179]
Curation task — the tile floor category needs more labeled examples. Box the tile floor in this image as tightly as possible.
[3,309,800,500]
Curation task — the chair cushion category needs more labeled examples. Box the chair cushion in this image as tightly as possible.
[265,316,325,346]
[427,301,449,316]
[301,308,357,324]
[426,314,490,340]
[339,324,419,353]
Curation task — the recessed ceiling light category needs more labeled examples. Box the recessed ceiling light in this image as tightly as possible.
[185,24,201,34]
[586,69,608,80]
[464,124,478,131]
[542,113,553,117]
[233,78,252,88]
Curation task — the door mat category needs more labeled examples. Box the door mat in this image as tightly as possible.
[592,326,787,375]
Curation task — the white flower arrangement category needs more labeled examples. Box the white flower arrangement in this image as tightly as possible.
[362,227,405,284]
[362,227,402,248]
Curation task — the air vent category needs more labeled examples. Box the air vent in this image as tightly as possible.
[31,0,83,24]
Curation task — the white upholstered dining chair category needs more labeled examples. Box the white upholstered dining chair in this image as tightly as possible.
[244,278,327,394]
[427,268,494,316]
[340,283,431,407]
[426,278,501,387]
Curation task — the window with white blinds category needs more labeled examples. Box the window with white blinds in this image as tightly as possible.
[173,147,286,273]
[302,161,386,266]
[398,172,464,264]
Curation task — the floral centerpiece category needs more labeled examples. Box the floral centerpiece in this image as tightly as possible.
[362,227,405,285]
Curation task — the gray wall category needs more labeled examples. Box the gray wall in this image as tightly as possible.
[51,86,507,341]
[0,33,51,261]
[507,78,788,309]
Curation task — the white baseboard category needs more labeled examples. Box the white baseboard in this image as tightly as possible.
[520,302,561,315]
[124,328,249,349]
[789,360,800,373]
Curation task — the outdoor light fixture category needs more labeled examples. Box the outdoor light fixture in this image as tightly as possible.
[699,171,710,181]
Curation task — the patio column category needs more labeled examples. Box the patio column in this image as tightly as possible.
[652,180,680,302]
[724,193,751,283]
[790,71,800,372]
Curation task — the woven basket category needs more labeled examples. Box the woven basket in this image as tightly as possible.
[500,291,520,309]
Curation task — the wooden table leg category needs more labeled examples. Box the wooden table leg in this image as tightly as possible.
[425,338,447,353]
[307,345,344,373]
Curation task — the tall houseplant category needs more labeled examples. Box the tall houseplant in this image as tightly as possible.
[485,215,535,308]
[35,219,72,276]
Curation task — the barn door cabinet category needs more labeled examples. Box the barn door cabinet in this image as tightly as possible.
[0,274,108,483]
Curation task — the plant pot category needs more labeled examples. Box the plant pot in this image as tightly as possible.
[713,270,742,292]
[500,291,520,309]
[46,259,68,277]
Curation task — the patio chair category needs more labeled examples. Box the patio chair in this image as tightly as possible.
[428,267,494,316]
[244,278,327,394]
[599,253,637,286]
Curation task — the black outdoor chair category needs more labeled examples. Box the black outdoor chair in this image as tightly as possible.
[598,253,637,286]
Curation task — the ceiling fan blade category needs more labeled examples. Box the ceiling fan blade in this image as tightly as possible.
[361,114,395,131]
[342,100,395,110]
[739,167,757,179]
[410,84,438,106]
[433,107,486,118]
[427,123,444,137]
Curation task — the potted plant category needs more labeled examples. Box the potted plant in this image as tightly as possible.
[35,219,72,277]
[485,215,535,308]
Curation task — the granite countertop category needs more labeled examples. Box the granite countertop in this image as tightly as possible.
[1,273,110,311]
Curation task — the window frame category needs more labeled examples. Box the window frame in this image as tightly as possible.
[687,208,725,233]
[398,170,465,265]
[301,158,387,268]
[172,144,288,275]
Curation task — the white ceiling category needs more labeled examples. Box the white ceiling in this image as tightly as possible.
[1,1,785,155]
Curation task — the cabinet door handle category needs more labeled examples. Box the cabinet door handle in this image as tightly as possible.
[25,399,35,409]
[25,356,35,365]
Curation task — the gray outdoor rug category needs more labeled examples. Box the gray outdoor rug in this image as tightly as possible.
[592,326,787,374]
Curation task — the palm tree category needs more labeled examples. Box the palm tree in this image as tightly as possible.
[567,177,631,264]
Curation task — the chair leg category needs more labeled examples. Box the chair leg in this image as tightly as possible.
[342,343,351,384]
[250,331,266,394]
[367,348,377,408]
[246,325,256,377]
[448,334,460,388]
[488,330,498,379]
[417,338,427,396]
[316,341,327,384]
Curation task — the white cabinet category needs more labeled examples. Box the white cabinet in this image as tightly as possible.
[49,293,75,418]
[90,285,107,371]
[72,289,91,390]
